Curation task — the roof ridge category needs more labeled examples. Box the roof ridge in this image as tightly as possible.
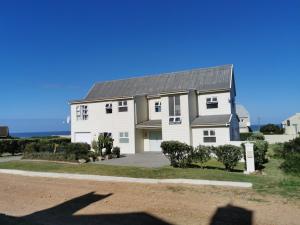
[94,64,233,85]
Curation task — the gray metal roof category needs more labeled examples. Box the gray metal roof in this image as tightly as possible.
[136,120,162,128]
[191,114,231,127]
[236,104,249,118]
[80,65,233,102]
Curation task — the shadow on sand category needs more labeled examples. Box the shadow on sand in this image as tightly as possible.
[0,192,253,225]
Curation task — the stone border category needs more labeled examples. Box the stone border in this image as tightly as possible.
[0,169,252,188]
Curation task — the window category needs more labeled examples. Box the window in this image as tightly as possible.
[169,95,181,124]
[203,130,216,143]
[119,132,129,143]
[118,100,128,112]
[105,103,112,114]
[76,105,88,120]
[206,97,218,109]
[287,120,290,126]
[155,101,161,112]
[99,132,112,137]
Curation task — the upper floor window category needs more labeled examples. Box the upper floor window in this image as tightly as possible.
[287,120,290,126]
[206,97,218,109]
[169,95,181,124]
[105,103,112,114]
[119,132,129,143]
[118,100,128,112]
[155,101,161,112]
[76,105,88,120]
[203,130,216,143]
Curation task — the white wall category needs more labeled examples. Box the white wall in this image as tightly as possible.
[148,98,162,120]
[282,113,300,135]
[192,127,230,147]
[264,134,298,144]
[71,99,136,154]
[135,96,148,124]
[198,92,231,116]
[161,94,191,145]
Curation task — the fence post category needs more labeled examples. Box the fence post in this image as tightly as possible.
[244,142,255,174]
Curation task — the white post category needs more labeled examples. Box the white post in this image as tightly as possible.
[244,142,255,174]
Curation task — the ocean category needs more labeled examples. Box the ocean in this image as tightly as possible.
[11,131,71,138]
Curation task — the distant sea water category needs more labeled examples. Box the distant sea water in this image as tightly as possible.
[11,131,71,138]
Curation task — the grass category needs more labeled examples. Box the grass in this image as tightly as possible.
[0,157,299,199]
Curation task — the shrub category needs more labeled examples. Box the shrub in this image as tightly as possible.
[58,143,90,160]
[281,153,300,176]
[23,152,76,162]
[213,145,242,171]
[112,146,121,158]
[282,137,300,157]
[97,134,114,156]
[248,132,265,141]
[260,124,284,134]
[192,145,212,168]
[240,132,253,141]
[253,140,268,169]
[161,141,193,168]
[24,142,54,153]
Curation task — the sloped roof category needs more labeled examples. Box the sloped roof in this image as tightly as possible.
[191,114,231,127]
[74,65,233,103]
[236,104,249,118]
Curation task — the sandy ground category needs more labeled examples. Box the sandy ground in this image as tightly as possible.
[0,174,299,225]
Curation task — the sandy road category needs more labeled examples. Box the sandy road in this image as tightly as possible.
[0,173,299,225]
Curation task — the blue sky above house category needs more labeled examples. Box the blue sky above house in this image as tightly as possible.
[0,0,299,132]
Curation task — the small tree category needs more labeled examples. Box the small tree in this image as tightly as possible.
[192,145,211,168]
[97,134,114,156]
[213,145,242,171]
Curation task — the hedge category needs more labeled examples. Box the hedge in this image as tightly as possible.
[23,142,90,162]
[0,137,71,156]
[240,133,253,141]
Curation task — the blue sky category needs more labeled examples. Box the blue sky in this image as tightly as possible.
[0,0,299,132]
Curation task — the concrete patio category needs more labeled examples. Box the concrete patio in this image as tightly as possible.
[94,152,169,168]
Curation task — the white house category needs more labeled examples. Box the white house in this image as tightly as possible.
[282,113,300,135]
[70,65,240,154]
[236,104,251,133]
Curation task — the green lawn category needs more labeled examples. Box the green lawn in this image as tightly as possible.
[0,158,299,199]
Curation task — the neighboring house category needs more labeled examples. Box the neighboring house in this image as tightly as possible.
[236,104,251,133]
[0,126,9,138]
[282,113,300,135]
[70,64,240,154]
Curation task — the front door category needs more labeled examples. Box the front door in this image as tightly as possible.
[149,131,162,152]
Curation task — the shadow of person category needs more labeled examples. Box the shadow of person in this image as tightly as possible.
[0,192,173,225]
[209,204,253,225]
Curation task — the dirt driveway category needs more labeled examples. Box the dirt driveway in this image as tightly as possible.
[0,174,299,225]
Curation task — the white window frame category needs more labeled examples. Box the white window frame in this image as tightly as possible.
[76,105,88,120]
[154,101,161,112]
[119,132,129,143]
[105,103,112,114]
[169,95,181,124]
[118,100,128,112]
[203,130,216,143]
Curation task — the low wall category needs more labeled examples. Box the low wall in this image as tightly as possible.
[264,134,297,144]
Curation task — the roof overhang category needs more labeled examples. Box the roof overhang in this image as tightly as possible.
[69,96,134,105]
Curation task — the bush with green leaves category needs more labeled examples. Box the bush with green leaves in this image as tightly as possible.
[23,152,76,162]
[161,141,193,168]
[248,132,265,141]
[253,140,268,169]
[281,153,300,176]
[0,137,71,156]
[112,146,121,158]
[192,145,212,168]
[260,124,284,134]
[240,132,253,141]
[213,145,242,171]
[97,134,114,156]
[282,137,300,157]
